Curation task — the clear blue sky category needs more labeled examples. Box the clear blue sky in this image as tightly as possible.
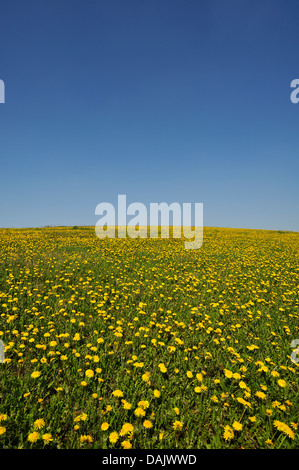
[0,0,298,230]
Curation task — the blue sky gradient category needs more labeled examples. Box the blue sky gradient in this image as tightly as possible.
[0,0,298,230]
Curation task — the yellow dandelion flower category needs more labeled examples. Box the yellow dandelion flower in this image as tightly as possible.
[143,420,153,429]
[271,370,280,377]
[80,435,93,443]
[122,400,132,410]
[85,369,94,378]
[34,419,45,430]
[255,391,266,399]
[232,373,241,380]
[121,440,132,449]
[137,400,149,409]
[27,431,40,443]
[232,421,243,431]
[109,431,119,443]
[237,397,252,408]
[273,420,295,439]
[134,407,146,417]
[79,413,88,421]
[224,369,233,378]
[277,379,287,388]
[42,433,53,443]
[158,363,167,373]
[31,371,41,379]
[142,372,150,382]
[120,423,134,436]
[223,425,234,441]
[173,420,183,431]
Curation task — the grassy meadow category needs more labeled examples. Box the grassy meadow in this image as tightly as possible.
[0,226,298,449]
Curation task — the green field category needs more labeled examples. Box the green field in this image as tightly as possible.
[0,226,298,448]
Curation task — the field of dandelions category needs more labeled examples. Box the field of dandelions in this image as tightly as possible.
[0,226,298,449]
